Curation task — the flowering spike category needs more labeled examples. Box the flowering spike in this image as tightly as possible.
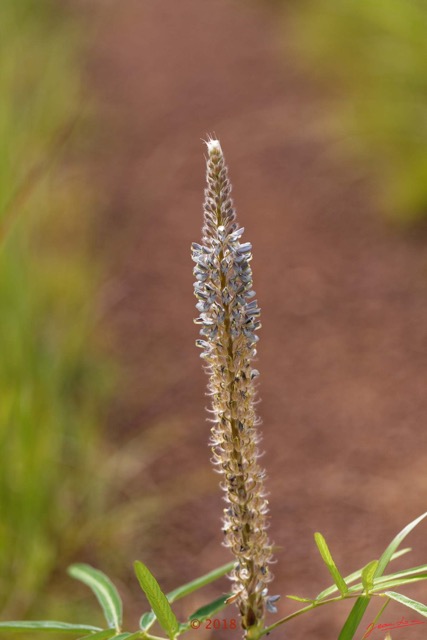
[192,139,274,637]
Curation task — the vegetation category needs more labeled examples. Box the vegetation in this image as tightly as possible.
[0,0,107,617]
[287,0,427,222]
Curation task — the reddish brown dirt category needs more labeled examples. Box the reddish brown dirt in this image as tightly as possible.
[81,1,427,638]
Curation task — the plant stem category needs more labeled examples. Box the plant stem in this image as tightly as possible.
[260,593,383,636]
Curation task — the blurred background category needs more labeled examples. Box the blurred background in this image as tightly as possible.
[2,0,427,638]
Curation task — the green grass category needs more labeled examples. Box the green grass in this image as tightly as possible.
[0,0,108,617]
[287,0,427,223]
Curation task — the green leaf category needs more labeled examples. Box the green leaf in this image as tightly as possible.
[139,612,155,632]
[361,560,378,593]
[134,561,179,640]
[286,595,315,603]
[139,561,233,632]
[338,596,371,640]
[375,563,427,584]
[179,594,232,633]
[166,562,234,603]
[316,548,411,601]
[375,512,427,579]
[314,532,348,596]
[317,568,364,601]
[345,573,427,595]
[68,564,123,632]
[371,574,427,592]
[189,594,232,621]
[0,621,102,634]
[385,591,427,617]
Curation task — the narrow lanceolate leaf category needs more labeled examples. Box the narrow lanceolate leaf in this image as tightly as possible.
[338,596,371,640]
[134,561,179,640]
[180,594,232,633]
[139,561,234,632]
[375,512,427,578]
[316,548,411,601]
[189,594,232,621]
[342,571,427,594]
[347,572,427,594]
[314,532,348,596]
[371,574,427,591]
[286,595,315,603]
[0,621,102,634]
[384,591,427,617]
[361,560,378,593]
[139,612,156,631]
[375,563,427,585]
[166,562,234,603]
[68,564,123,632]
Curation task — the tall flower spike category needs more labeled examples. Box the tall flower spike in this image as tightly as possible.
[192,138,274,639]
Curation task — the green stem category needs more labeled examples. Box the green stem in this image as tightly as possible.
[260,592,383,637]
[371,597,391,627]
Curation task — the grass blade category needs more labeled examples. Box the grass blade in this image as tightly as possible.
[338,596,371,640]
[134,561,179,640]
[0,621,102,634]
[68,564,123,632]
[385,591,427,617]
[314,532,348,596]
[316,548,411,601]
[375,512,427,578]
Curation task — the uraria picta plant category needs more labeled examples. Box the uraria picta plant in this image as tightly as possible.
[192,137,276,638]
[1,140,427,640]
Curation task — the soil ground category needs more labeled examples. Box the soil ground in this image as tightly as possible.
[79,1,427,638]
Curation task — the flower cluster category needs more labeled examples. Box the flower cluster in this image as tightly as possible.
[192,139,274,636]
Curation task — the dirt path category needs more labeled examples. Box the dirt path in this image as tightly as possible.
[83,1,427,637]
